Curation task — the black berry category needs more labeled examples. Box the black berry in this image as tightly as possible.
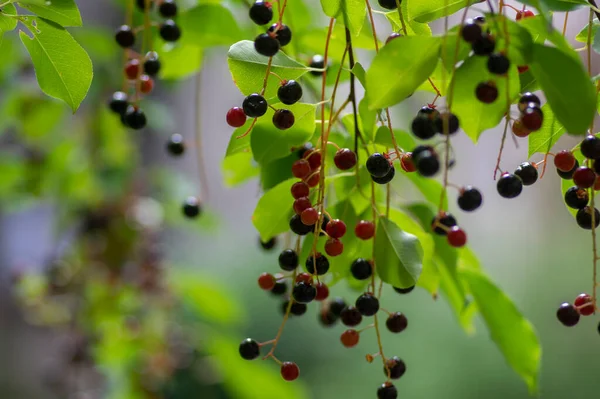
[143,51,161,76]
[124,105,147,130]
[182,196,201,218]
[242,93,268,118]
[306,253,330,275]
[386,312,408,333]
[260,237,277,250]
[518,92,541,111]
[393,286,415,294]
[340,306,363,326]
[496,173,523,198]
[514,162,538,186]
[580,135,600,159]
[458,186,482,212]
[109,91,129,115]
[277,80,302,105]
[461,19,483,43]
[475,81,498,103]
[309,55,325,76]
[576,206,600,230]
[556,303,580,327]
[290,214,313,235]
[254,33,280,57]
[411,115,437,139]
[356,293,379,316]
[115,25,135,48]
[378,0,399,10]
[414,151,439,177]
[271,281,287,296]
[272,109,295,130]
[136,0,151,10]
[372,166,396,184]
[159,20,181,42]
[239,338,260,360]
[557,160,579,180]
[377,383,398,399]
[249,1,273,25]
[166,133,185,156]
[487,53,510,75]
[329,298,347,317]
[435,112,460,135]
[159,0,177,17]
[351,258,372,280]
[564,186,589,209]
[384,356,407,379]
[278,249,298,271]
[268,23,292,47]
[472,34,495,56]
[366,153,391,178]
[412,145,434,161]
[432,213,457,235]
[292,282,317,303]
[284,300,307,316]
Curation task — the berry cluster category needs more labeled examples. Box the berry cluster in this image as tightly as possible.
[556,293,599,334]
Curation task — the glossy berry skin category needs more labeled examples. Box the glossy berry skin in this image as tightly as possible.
[260,237,277,250]
[351,258,372,280]
[124,59,140,80]
[115,25,135,48]
[412,144,434,161]
[271,281,287,296]
[166,133,185,156]
[372,166,396,184]
[268,23,292,47]
[461,19,483,43]
[309,55,325,76]
[386,32,402,44]
[414,151,439,177]
[557,303,580,326]
[355,220,375,240]
[334,148,357,170]
[565,187,589,209]
[514,162,538,186]
[458,186,482,212]
[159,20,181,42]
[300,208,319,226]
[418,106,440,120]
[278,249,298,271]
[109,91,129,115]
[576,206,600,229]
[472,34,495,56]
[475,81,498,103]
[143,51,161,76]
[239,338,260,360]
[435,112,460,135]
[326,219,346,238]
[226,107,247,128]
[281,362,300,381]
[377,383,398,399]
[356,293,379,316]
[289,214,313,235]
[254,33,280,56]
[580,135,600,159]
[386,312,408,333]
[139,75,154,94]
[315,282,329,301]
[447,226,467,247]
[573,167,596,189]
[291,182,310,199]
[487,53,510,75]
[306,253,330,275]
[411,115,437,139]
[432,213,457,235]
[242,93,268,118]
[516,9,535,20]
[284,300,307,315]
[378,0,399,10]
[292,159,311,179]
[293,197,311,215]
[400,153,416,172]
[340,329,360,348]
[325,238,343,257]
[124,106,147,130]
[574,293,595,316]
[512,119,531,137]
[521,106,543,131]
[273,109,295,130]
[366,153,391,178]
[258,273,275,290]
[496,173,523,199]
[304,150,322,169]
[292,281,317,303]
[159,0,177,17]
[557,160,579,180]
[340,306,363,326]
[329,298,347,317]
[277,80,302,105]
[249,1,273,25]
[518,92,541,111]
[384,357,407,379]
[554,150,576,172]
[393,286,415,294]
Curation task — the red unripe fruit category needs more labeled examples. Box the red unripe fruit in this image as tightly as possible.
[258,273,275,290]
[300,207,319,225]
[573,167,596,189]
[293,197,312,215]
[139,75,154,94]
[334,148,357,170]
[303,150,322,169]
[574,293,595,316]
[400,153,416,172]
[306,170,321,187]
[516,9,534,20]
[295,273,313,284]
[355,220,375,240]
[326,219,347,238]
[280,361,300,381]
[512,119,531,138]
[447,226,467,247]
[292,159,311,179]
[340,329,360,348]
[521,106,543,131]
[325,238,344,257]
[125,58,140,79]
[517,65,529,74]
[554,150,576,172]
[291,181,310,199]
[315,282,329,301]
[226,107,247,128]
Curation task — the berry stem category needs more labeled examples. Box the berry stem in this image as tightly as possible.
[121,0,134,93]
[395,0,408,36]
[562,12,569,36]
[236,118,257,139]
[345,28,366,163]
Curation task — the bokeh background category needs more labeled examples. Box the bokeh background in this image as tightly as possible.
[1,1,599,398]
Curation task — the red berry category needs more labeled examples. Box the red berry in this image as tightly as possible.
[573,167,596,189]
[554,150,576,172]
[512,119,531,138]
[400,153,416,172]
[315,282,329,301]
[258,273,275,290]
[521,106,543,131]
[292,159,311,179]
[574,293,595,316]
[125,58,140,79]
[334,148,357,170]
[226,107,247,128]
[326,219,346,238]
[340,329,360,348]
[447,226,467,247]
[355,220,375,240]
[305,170,321,187]
[301,207,319,225]
[139,74,154,94]
[280,361,300,381]
[325,238,344,257]
[291,181,310,199]
[304,150,322,169]
[516,9,534,20]
[293,197,312,215]
[295,273,313,284]
[517,65,529,74]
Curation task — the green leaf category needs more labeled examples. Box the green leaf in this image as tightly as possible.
[374,216,423,289]
[222,152,259,187]
[260,154,295,190]
[450,57,520,142]
[159,43,203,80]
[593,27,600,55]
[250,103,316,164]
[407,0,478,23]
[179,4,241,47]
[359,97,376,141]
[228,40,309,98]
[340,0,366,37]
[71,27,118,62]
[385,2,432,36]
[19,18,92,112]
[459,267,541,393]
[252,178,296,242]
[538,0,588,11]
[575,22,599,43]
[527,104,565,156]
[0,4,18,36]
[351,62,367,88]
[367,36,441,109]
[405,172,447,209]
[529,43,596,135]
[20,0,82,27]
[320,0,341,17]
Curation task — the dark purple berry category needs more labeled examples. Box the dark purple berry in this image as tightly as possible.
[514,162,538,186]
[254,33,279,57]
[159,20,181,42]
[556,303,580,327]
[239,338,260,360]
[249,1,273,25]
[356,293,379,316]
[458,186,482,211]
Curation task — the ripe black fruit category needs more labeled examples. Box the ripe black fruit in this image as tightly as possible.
[109,91,129,115]
[271,281,287,296]
[496,173,523,198]
[366,153,391,178]
[351,258,372,280]
[411,115,437,140]
[371,166,395,184]
[556,303,580,327]
[306,253,330,275]
[254,33,280,57]
[143,51,161,76]
[557,160,579,180]
[580,135,600,159]
[242,93,268,118]
[355,293,379,316]
[124,106,147,130]
[249,1,273,25]
[386,313,408,333]
[239,338,260,360]
[414,151,439,177]
[340,306,363,326]
[182,196,201,218]
[514,162,538,186]
[377,383,398,399]
[432,213,457,235]
[272,109,295,130]
[412,145,434,161]
[115,25,135,48]
[461,19,483,43]
[292,282,317,303]
[283,300,307,316]
[329,298,347,317]
[159,20,181,42]
[268,23,292,47]
[167,133,185,156]
[487,53,510,75]
[417,106,440,119]
[518,92,541,111]
[260,237,277,250]
[393,286,415,294]
[159,0,177,17]
[384,356,406,379]
[475,81,498,104]
[576,206,600,230]
[435,112,460,135]
[278,249,298,271]
[458,186,482,212]
[277,80,302,105]
[378,0,399,10]
[309,55,325,76]
[564,187,589,209]
[289,214,313,235]
[472,34,495,56]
